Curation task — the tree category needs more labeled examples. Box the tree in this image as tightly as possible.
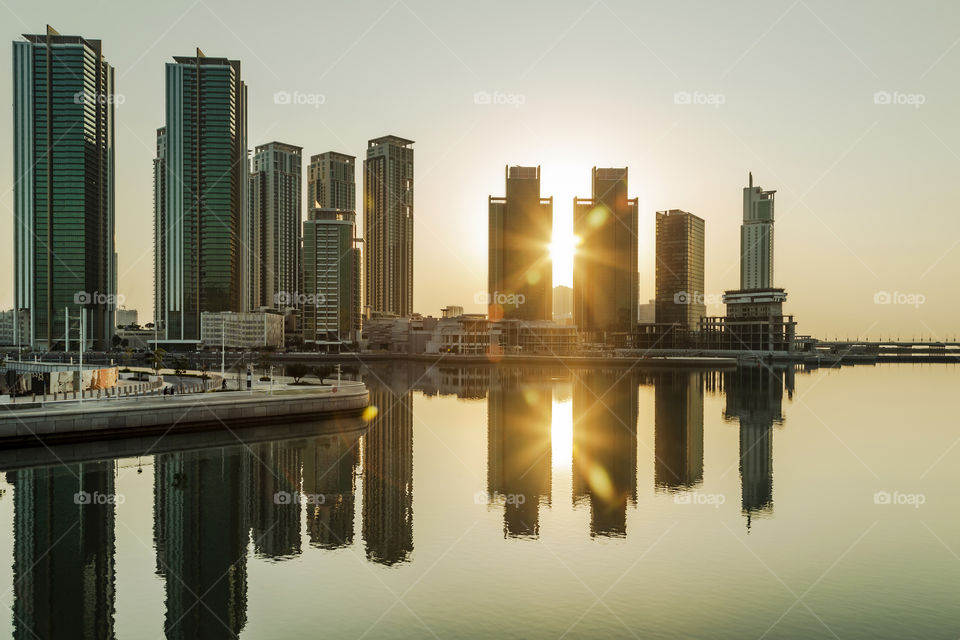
[199,361,209,380]
[286,363,309,384]
[173,357,188,393]
[111,334,121,349]
[311,366,329,383]
[257,353,273,377]
[152,348,166,376]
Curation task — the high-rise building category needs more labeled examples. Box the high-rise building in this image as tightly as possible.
[247,142,302,310]
[741,172,776,290]
[573,167,638,337]
[14,26,116,350]
[155,49,247,343]
[552,284,572,321]
[364,136,414,317]
[308,151,355,210]
[655,209,705,330]
[488,166,553,322]
[154,127,167,329]
[302,208,362,349]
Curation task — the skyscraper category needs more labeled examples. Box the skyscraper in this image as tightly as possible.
[247,141,302,310]
[654,372,704,490]
[740,172,776,290]
[155,49,247,343]
[488,166,553,322]
[655,209,705,330]
[302,208,362,348]
[308,151,355,210]
[573,167,638,336]
[364,136,414,317]
[154,127,167,328]
[14,26,116,350]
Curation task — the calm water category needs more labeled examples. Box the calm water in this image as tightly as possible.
[0,363,958,639]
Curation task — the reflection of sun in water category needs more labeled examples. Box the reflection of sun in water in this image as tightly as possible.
[551,398,573,469]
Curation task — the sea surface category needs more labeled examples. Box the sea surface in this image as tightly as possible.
[0,363,957,639]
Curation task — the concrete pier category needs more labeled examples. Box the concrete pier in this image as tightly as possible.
[0,382,368,447]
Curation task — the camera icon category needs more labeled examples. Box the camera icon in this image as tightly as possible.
[873,291,892,305]
[74,291,91,305]
[673,291,690,305]
[275,291,293,306]
[74,491,91,505]
[473,90,492,105]
[474,291,491,305]
[673,493,692,504]
[673,91,692,105]
[873,91,892,105]
[873,491,891,505]
[274,90,292,105]
[274,491,293,505]
[474,490,490,505]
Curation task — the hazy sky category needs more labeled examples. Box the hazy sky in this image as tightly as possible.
[1,0,959,340]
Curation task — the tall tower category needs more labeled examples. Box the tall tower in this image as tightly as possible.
[740,172,776,290]
[488,166,553,322]
[302,208,362,348]
[13,26,116,350]
[573,167,638,335]
[154,127,167,328]
[156,49,247,342]
[247,141,302,310]
[655,210,706,330]
[364,136,414,317]
[308,151,356,210]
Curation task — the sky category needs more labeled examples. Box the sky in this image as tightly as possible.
[1,0,959,340]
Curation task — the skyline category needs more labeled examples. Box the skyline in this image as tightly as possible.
[2,2,960,339]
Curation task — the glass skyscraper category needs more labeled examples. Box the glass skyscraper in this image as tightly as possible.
[364,136,414,317]
[13,26,116,350]
[155,50,247,342]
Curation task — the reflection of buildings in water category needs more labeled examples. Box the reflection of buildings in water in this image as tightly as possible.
[416,365,491,399]
[154,448,251,639]
[572,370,638,537]
[303,432,361,549]
[250,440,303,559]
[8,463,115,640]
[723,367,788,527]
[487,369,553,538]
[362,387,414,565]
[654,372,704,491]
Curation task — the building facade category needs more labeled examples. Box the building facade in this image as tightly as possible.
[156,50,247,344]
[248,142,302,310]
[573,167,638,336]
[302,208,362,349]
[741,172,776,290]
[308,151,355,210]
[200,311,283,349]
[14,26,116,350]
[364,136,414,317]
[488,166,553,322]
[655,210,705,330]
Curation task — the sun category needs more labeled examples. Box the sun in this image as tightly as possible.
[549,231,579,288]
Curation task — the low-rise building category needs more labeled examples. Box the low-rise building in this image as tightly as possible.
[426,315,491,354]
[491,320,578,355]
[0,309,30,347]
[200,311,284,349]
[116,307,139,327]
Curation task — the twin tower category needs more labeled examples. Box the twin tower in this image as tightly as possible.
[488,166,638,338]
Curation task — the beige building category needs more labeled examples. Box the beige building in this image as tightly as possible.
[201,311,284,349]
